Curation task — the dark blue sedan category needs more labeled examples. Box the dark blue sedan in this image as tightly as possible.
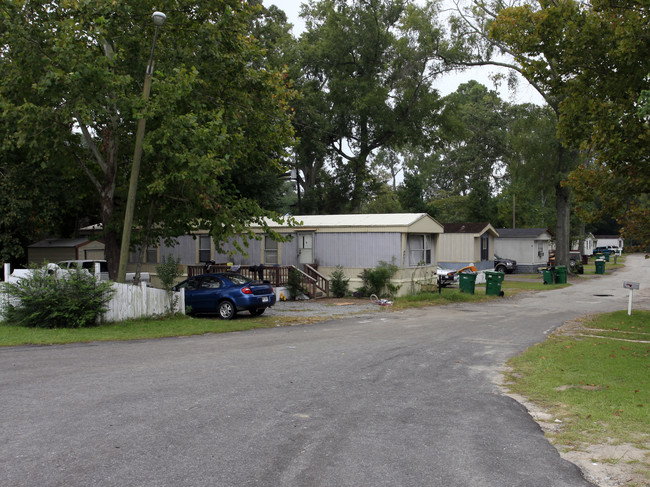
[173,273,276,319]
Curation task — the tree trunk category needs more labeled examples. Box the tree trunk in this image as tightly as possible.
[578,221,585,256]
[349,116,370,212]
[555,181,571,269]
[102,198,120,281]
[101,128,119,281]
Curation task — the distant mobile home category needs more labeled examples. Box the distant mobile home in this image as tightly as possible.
[437,223,499,271]
[129,213,445,295]
[594,235,624,251]
[494,228,553,273]
[571,233,595,256]
[28,238,105,265]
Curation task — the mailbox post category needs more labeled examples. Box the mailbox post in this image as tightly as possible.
[623,281,640,315]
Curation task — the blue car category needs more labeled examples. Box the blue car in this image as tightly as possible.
[173,273,276,319]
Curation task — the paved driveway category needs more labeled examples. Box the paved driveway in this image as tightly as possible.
[1,255,648,487]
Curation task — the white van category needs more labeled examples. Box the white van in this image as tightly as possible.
[57,260,110,280]
[56,260,151,284]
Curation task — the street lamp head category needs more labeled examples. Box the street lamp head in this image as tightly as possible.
[152,11,166,27]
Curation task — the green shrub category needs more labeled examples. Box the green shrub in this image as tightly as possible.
[286,268,307,300]
[357,260,399,298]
[156,255,183,314]
[330,265,349,298]
[1,265,115,328]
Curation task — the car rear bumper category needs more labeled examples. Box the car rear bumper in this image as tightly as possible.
[235,294,276,311]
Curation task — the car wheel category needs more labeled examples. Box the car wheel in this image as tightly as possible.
[495,265,506,273]
[250,308,265,316]
[218,300,236,320]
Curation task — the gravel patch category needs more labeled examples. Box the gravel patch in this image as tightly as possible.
[265,297,386,319]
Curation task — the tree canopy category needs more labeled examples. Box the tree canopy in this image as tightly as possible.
[289,0,450,212]
[487,0,649,249]
[0,0,295,276]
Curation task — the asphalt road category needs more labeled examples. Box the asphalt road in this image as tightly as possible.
[1,255,648,487]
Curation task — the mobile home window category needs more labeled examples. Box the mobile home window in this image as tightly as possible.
[199,235,211,262]
[264,236,278,264]
[408,234,431,266]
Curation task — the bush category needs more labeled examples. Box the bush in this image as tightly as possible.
[357,260,399,298]
[286,268,307,300]
[156,255,183,314]
[330,266,349,298]
[1,265,115,328]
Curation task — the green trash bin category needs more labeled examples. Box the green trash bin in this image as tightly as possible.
[595,259,606,274]
[541,267,555,285]
[485,271,505,296]
[555,265,567,284]
[458,272,477,294]
[604,253,610,262]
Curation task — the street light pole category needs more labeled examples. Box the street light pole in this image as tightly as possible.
[117,11,166,283]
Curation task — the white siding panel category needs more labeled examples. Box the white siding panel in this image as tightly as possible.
[160,236,195,264]
[281,237,299,266]
[437,234,477,262]
[213,237,263,265]
[494,238,548,266]
[314,233,402,268]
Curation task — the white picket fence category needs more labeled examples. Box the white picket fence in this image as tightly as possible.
[1,264,185,323]
[101,282,185,322]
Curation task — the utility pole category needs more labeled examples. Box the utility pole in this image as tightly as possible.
[117,12,166,283]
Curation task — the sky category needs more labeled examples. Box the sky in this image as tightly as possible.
[266,0,546,105]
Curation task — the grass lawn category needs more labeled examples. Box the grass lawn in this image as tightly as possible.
[581,254,626,275]
[0,277,571,346]
[0,288,498,345]
[0,314,316,347]
[504,310,650,479]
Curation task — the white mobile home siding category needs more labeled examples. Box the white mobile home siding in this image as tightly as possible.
[276,232,403,268]
[437,233,475,263]
[494,238,550,269]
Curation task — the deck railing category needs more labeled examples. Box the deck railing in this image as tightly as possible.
[304,264,329,297]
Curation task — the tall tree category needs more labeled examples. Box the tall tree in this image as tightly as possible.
[438,81,506,223]
[291,0,448,212]
[0,132,95,265]
[398,81,506,223]
[497,103,559,229]
[449,0,582,267]
[0,0,295,277]
[551,0,650,249]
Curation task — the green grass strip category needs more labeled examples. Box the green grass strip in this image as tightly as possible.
[505,310,650,449]
[0,314,297,347]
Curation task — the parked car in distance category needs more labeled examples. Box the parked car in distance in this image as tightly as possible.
[494,255,517,274]
[436,265,458,287]
[173,272,276,319]
[594,246,622,255]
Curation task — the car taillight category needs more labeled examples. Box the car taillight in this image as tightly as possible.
[241,287,252,295]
